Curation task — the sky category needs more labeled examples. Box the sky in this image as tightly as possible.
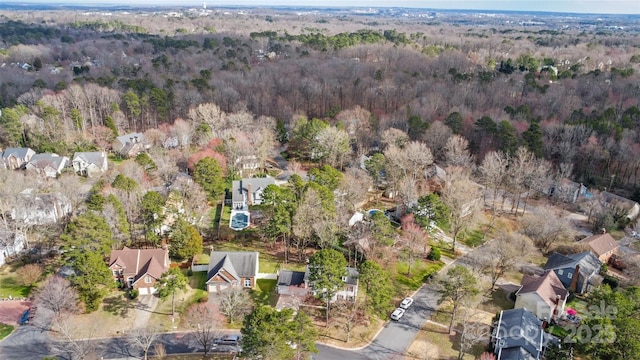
[11,0,640,14]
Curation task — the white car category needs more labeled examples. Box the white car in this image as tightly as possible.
[400,297,414,309]
[390,307,405,321]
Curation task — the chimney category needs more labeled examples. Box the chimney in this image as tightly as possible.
[569,264,580,293]
[601,228,606,234]
[247,183,253,206]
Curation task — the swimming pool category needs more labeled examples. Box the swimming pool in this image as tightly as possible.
[230,211,250,231]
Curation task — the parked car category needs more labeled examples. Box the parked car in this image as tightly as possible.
[19,309,30,325]
[390,308,405,321]
[400,297,414,309]
[216,334,241,346]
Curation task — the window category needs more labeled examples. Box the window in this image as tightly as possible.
[244,279,251,288]
[558,269,564,276]
[145,276,152,284]
[567,272,572,279]
[341,276,348,282]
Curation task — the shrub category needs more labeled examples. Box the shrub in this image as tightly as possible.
[128,289,139,300]
[427,246,441,261]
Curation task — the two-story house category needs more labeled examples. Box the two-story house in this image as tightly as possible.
[304,266,359,302]
[493,308,556,360]
[205,251,259,293]
[1,148,35,170]
[108,247,170,295]
[113,132,147,158]
[230,177,275,210]
[514,270,568,322]
[0,230,26,267]
[577,232,619,263]
[25,153,69,178]
[72,151,108,177]
[543,251,602,294]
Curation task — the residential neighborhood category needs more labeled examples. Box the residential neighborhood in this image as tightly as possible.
[0,4,639,360]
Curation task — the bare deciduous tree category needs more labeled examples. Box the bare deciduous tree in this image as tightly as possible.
[17,263,43,286]
[380,128,409,149]
[445,134,474,168]
[442,170,483,252]
[128,326,160,360]
[34,276,79,319]
[520,210,573,254]
[331,300,367,343]
[215,287,252,324]
[478,151,509,213]
[49,315,101,360]
[423,120,452,162]
[183,302,225,356]
[476,232,534,290]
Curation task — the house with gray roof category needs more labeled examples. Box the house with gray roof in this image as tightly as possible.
[72,151,108,177]
[1,147,35,170]
[205,251,259,293]
[113,132,147,158]
[275,270,308,310]
[543,251,602,294]
[493,308,555,360]
[25,153,69,178]
[230,177,275,210]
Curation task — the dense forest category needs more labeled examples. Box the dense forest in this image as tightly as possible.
[1,9,640,194]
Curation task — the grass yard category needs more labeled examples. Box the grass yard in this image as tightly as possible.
[189,271,208,291]
[407,322,485,360]
[0,274,31,299]
[0,323,14,340]
[477,288,514,314]
[251,279,277,306]
[394,260,443,295]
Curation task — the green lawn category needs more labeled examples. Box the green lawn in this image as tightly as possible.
[0,275,31,298]
[477,288,514,314]
[394,260,443,294]
[0,323,14,340]
[221,204,231,223]
[210,205,222,231]
[189,271,208,290]
[251,279,277,306]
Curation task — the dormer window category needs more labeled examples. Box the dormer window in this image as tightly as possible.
[341,276,348,282]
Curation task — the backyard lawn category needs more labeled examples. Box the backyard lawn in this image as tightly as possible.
[394,260,443,295]
[251,279,277,306]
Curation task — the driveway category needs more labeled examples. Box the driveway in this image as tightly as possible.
[132,295,159,329]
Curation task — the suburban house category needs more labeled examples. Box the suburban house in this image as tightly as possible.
[514,271,569,322]
[205,251,259,293]
[108,247,170,295]
[424,164,447,192]
[599,191,640,221]
[492,308,555,360]
[577,232,619,263]
[25,153,69,178]
[1,147,35,170]
[543,251,602,294]
[275,269,308,310]
[8,192,72,226]
[546,178,588,204]
[305,266,359,302]
[230,177,275,210]
[0,230,26,267]
[113,132,147,158]
[72,151,108,177]
[234,155,261,176]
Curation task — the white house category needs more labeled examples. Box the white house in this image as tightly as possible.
[230,177,275,210]
[72,151,108,177]
[25,153,69,178]
[305,266,359,302]
[0,230,26,267]
[514,270,568,322]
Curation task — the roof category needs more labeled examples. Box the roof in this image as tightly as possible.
[516,271,568,309]
[0,230,25,248]
[543,251,602,276]
[601,191,638,211]
[495,308,543,360]
[278,270,306,287]
[27,153,68,171]
[206,251,259,284]
[578,233,619,257]
[2,147,34,159]
[345,267,359,285]
[72,151,106,166]
[109,247,169,283]
[115,132,144,147]
[231,177,276,204]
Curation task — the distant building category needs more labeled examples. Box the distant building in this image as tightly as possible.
[0,230,26,267]
[113,132,147,158]
[577,232,619,263]
[1,148,36,170]
[25,153,69,178]
[72,151,108,177]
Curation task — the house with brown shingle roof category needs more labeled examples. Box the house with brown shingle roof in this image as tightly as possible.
[515,270,568,322]
[108,247,170,295]
[578,232,619,263]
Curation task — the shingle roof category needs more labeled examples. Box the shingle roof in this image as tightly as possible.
[72,151,106,166]
[206,251,259,284]
[116,132,144,147]
[2,148,33,159]
[495,308,543,360]
[517,271,568,309]
[578,233,618,258]
[27,153,68,171]
[108,247,169,282]
[231,177,275,205]
[544,251,601,278]
[278,270,306,287]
